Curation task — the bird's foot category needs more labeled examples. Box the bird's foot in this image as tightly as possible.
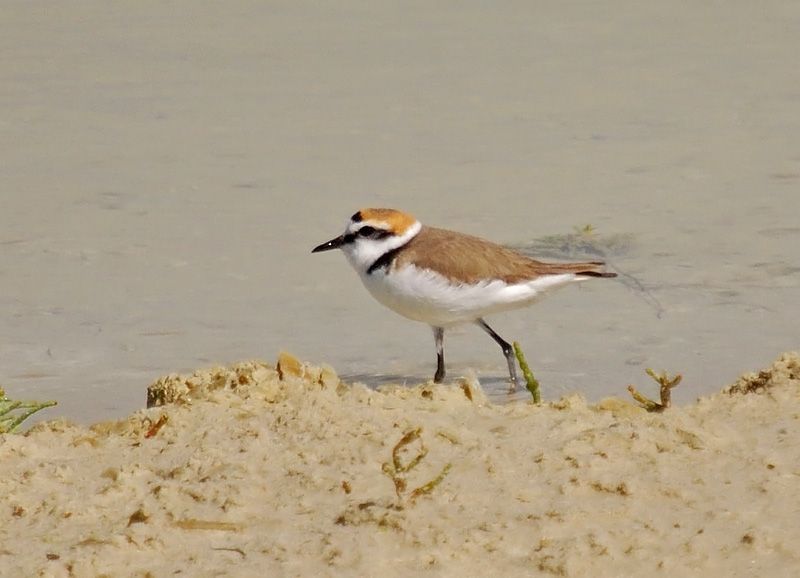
[507,378,518,394]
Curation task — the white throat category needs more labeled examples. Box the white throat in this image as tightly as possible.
[342,221,422,275]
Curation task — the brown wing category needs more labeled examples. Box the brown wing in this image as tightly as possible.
[393,226,615,284]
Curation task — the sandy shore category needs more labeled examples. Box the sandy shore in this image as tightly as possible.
[2,352,799,577]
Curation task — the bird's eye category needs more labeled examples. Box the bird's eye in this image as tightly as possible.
[358,226,376,237]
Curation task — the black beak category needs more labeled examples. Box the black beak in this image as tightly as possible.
[312,235,345,253]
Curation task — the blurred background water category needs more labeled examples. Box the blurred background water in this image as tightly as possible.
[2,1,798,421]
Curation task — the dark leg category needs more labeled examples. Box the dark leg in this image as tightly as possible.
[433,326,445,383]
[476,318,519,391]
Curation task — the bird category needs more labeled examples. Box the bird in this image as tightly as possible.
[312,208,616,390]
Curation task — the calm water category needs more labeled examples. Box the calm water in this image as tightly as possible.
[2,2,798,422]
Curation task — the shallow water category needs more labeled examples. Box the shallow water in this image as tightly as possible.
[2,2,798,422]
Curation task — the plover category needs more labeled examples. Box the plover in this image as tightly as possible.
[312,208,616,389]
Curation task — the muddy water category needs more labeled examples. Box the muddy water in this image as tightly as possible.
[2,2,798,421]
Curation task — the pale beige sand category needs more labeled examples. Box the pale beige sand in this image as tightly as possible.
[2,353,799,577]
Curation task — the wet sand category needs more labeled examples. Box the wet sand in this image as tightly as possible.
[2,352,799,576]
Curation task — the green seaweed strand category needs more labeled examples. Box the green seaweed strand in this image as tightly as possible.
[513,342,541,403]
[0,387,58,433]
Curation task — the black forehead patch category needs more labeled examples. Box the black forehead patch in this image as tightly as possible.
[351,211,363,222]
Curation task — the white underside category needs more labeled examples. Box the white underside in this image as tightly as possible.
[358,263,584,327]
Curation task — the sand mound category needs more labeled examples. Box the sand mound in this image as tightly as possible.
[2,353,799,577]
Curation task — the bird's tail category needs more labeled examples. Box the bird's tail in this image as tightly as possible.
[565,261,618,278]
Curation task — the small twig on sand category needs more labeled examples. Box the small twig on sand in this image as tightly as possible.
[382,427,452,504]
[627,368,682,412]
[409,463,452,500]
[144,414,169,438]
[513,342,541,403]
